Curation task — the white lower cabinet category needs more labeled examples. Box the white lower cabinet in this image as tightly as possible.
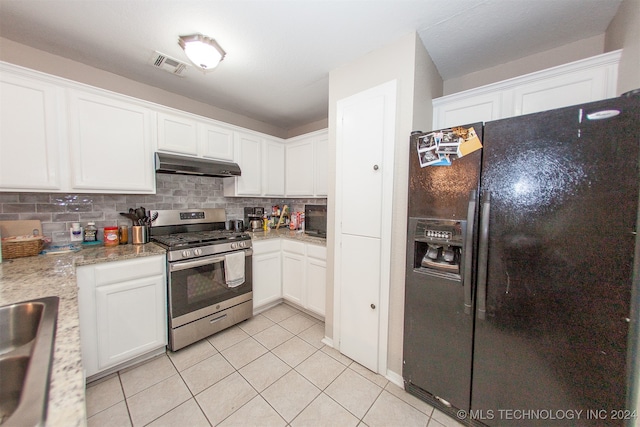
[305,244,327,317]
[282,240,306,306]
[77,254,167,378]
[252,238,326,317]
[252,240,282,309]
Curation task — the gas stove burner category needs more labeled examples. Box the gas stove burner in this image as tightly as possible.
[152,230,249,248]
[148,208,252,261]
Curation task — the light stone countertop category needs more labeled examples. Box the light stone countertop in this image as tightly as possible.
[0,242,166,427]
[248,228,327,246]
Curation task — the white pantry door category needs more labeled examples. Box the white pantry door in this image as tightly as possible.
[335,80,396,373]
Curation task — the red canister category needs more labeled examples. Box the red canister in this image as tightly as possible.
[103,226,119,246]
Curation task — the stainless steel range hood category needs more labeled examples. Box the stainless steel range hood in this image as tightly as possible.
[155,152,241,178]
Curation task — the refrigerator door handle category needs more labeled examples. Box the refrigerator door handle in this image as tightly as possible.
[463,190,476,315]
[477,191,490,320]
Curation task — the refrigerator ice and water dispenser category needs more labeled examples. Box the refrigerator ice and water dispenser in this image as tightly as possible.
[412,218,466,277]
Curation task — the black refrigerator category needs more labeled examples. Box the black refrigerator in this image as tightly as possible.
[403,94,640,426]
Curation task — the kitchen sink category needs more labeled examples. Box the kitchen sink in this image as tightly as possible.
[0,297,59,426]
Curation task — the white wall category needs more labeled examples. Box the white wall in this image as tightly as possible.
[443,0,638,98]
[326,32,442,377]
[0,37,290,138]
[287,117,329,139]
[605,0,640,95]
[443,34,606,96]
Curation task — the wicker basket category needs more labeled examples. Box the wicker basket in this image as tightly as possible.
[2,237,45,259]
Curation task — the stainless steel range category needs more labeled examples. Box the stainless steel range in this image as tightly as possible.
[149,208,253,351]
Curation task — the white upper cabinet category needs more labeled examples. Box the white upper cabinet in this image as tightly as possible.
[200,123,234,162]
[68,89,156,193]
[511,63,615,116]
[314,132,329,196]
[433,50,621,129]
[263,138,285,196]
[0,67,64,191]
[0,62,156,193]
[285,138,314,196]
[0,61,328,196]
[157,108,235,162]
[226,131,263,196]
[157,111,198,155]
[224,134,288,198]
[285,129,328,198]
[432,92,503,129]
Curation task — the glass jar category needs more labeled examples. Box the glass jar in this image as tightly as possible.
[103,226,119,246]
[83,222,98,242]
[119,226,128,245]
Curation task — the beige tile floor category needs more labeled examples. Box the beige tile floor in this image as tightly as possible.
[86,303,465,427]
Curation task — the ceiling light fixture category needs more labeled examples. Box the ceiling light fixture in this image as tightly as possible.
[178,34,226,71]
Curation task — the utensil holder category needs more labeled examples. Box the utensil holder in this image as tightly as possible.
[131,226,149,245]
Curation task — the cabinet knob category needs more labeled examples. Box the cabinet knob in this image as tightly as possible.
[373,165,379,171]
[371,303,376,309]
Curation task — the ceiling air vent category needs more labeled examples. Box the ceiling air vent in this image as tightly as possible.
[149,51,188,76]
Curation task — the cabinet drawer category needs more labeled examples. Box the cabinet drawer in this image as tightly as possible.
[253,239,281,254]
[306,243,326,260]
[281,239,305,254]
[94,255,165,286]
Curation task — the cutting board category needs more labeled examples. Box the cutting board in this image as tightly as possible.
[0,220,43,237]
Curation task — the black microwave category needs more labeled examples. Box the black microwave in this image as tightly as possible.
[305,204,327,237]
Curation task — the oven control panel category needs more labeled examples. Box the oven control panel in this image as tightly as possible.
[180,211,205,220]
[166,239,252,262]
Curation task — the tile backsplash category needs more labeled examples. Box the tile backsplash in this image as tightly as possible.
[0,174,325,242]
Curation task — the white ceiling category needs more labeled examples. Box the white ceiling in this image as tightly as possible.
[0,0,622,131]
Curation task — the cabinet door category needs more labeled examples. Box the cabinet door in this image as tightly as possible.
[314,134,328,197]
[339,234,380,371]
[512,67,612,116]
[263,139,285,196]
[336,80,396,374]
[235,132,262,195]
[282,241,306,305]
[306,245,326,316]
[76,265,99,376]
[285,139,314,196]
[339,89,387,238]
[199,123,235,161]
[0,72,63,191]
[157,111,198,155]
[253,251,282,309]
[95,274,167,371]
[432,92,502,130]
[68,90,155,193]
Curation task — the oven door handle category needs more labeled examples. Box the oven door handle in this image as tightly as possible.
[169,249,253,272]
